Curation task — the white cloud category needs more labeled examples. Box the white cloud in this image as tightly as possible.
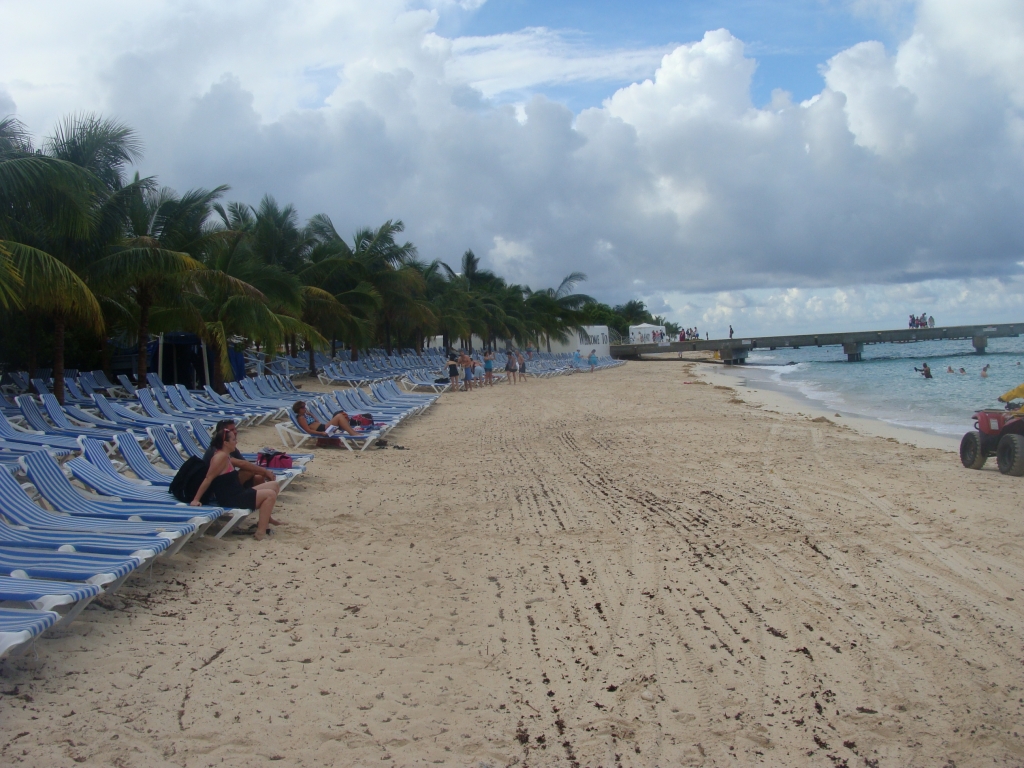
[0,0,1022,334]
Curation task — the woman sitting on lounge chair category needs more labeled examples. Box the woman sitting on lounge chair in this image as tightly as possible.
[292,400,360,437]
[191,429,282,540]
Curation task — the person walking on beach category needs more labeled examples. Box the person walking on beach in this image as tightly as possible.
[572,349,582,369]
[517,351,528,382]
[588,349,598,372]
[729,325,734,339]
[483,349,495,386]
[915,362,933,379]
[505,350,518,385]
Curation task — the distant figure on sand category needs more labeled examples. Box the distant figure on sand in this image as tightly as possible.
[505,351,517,385]
[459,350,474,391]
[915,362,932,379]
[483,349,495,386]
[447,352,460,390]
[517,351,528,382]
[588,349,598,372]
[572,350,582,369]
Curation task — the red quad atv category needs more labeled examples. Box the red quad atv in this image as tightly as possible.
[960,407,1024,475]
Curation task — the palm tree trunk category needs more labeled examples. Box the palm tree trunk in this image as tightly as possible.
[100,335,112,379]
[307,337,315,376]
[136,298,150,383]
[27,316,37,379]
[442,331,449,352]
[384,320,392,354]
[210,342,225,393]
[52,315,65,405]
[349,342,358,362]
[331,338,337,358]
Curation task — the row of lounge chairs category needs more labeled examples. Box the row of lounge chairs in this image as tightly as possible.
[0,370,341,662]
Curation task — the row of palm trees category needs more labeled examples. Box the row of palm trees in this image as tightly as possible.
[0,114,595,403]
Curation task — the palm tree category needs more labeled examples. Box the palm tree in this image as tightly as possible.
[90,180,227,382]
[0,116,109,400]
[525,272,592,352]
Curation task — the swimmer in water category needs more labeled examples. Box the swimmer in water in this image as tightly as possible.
[981,364,990,378]
[959,368,967,374]
[946,366,955,373]
[915,362,932,379]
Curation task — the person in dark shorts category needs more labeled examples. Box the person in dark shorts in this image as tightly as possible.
[204,420,278,491]
[505,351,517,385]
[447,351,460,390]
[191,428,283,540]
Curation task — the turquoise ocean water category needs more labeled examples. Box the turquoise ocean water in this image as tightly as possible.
[722,336,1024,437]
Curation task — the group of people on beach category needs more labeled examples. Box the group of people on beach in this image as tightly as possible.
[571,349,600,372]
[447,348,527,391]
[909,313,935,329]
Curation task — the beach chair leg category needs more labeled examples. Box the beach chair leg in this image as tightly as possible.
[51,596,99,630]
[214,509,250,539]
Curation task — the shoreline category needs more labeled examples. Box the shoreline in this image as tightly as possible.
[697,358,962,452]
[644,351,961,451]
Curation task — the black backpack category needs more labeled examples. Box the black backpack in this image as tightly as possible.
[169,457,211,504]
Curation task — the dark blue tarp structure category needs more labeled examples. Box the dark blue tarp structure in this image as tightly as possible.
[144,333,244,387]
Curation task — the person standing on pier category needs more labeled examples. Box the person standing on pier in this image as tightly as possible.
[729,325,734,339]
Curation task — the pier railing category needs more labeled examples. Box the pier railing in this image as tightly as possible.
[610,322,1024,364]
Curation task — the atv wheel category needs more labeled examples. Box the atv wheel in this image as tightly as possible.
[996,434,1024,476]
[960,431,987,469]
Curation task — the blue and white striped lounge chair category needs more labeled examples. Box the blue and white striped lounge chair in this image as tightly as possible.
[0,576,101,629]
[0,608,60,659]
[38,394,128,439]
[19,451,235,531]
[92,394,174,430]
[61,401,122,430]
[146,427,186,470]
[171,385,260,425]
[0,468,193,553]
[15,395,120,442]
[204,386,281,421]
[112,433,175,485]
[137,389,217,428]
[0,413,82,451]
[0,520,172,560]
[117,375,138,397]
[277,411,377,452]
[0,545,140,591]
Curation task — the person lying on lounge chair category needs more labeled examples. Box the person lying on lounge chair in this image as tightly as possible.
[205,420,279,490]
[292,400,360,437]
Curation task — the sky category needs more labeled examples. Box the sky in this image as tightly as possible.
[1,0,1023,336]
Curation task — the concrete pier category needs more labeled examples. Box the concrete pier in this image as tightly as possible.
[611,322,1024,364]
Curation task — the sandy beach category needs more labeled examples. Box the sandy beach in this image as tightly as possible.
[3,361,1023,767]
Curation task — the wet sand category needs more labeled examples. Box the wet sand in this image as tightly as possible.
[3,362,1023,767]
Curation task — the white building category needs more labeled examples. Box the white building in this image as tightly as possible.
[628,323,667,344]
[546,326,610,358]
